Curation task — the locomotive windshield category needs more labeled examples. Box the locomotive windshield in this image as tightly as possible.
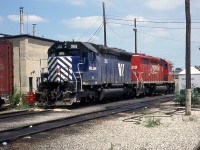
[48,48,80,57]
[48,42,98,62]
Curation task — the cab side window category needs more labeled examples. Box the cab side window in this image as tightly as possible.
[89,51,96,61]
[164,64,168,70]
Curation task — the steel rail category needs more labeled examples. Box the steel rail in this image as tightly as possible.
[0,110,50,119]
[0,95,174,143]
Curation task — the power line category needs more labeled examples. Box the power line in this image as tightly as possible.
[77,20,103,41]
[138,30,185,43]
[107,21,133,27]
[107,21,200,30]
[90,24,103,43]
[107,21,200,43]
[88,22,103,42]
[107,23,133,38]
[137,25,200,30]
[138,30,200,43]
[108,17,200,23]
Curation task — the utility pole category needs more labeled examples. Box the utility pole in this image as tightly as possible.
[133,18,137,53]
[102,2,107,47]
[185,0,191,115]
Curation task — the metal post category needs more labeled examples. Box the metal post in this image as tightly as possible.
[185,0,191,115]
[102,2,107,47]
[133,18,137,53]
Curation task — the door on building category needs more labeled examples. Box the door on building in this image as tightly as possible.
[29,77,33,92]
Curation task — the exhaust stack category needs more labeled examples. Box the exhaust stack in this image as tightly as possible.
[19,7,24,34]
[32,24,36,36]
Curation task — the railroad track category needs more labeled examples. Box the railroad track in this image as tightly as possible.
[0,94,174,144]
[0,109,50,119]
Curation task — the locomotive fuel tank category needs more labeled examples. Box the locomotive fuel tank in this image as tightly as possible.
[153,86,168,93]
[99,88,124,100]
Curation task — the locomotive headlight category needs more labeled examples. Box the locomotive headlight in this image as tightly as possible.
[43,78,47,82]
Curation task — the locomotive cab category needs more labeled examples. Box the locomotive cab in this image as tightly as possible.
[38,41,99,105]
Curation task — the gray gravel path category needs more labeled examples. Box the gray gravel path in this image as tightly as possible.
[1,101,200,150]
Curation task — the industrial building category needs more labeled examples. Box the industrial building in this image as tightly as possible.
[178,65,200,91]
[0,34,56,93]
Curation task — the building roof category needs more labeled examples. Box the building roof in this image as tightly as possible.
[179,65,200,75]
[0,34,57,43]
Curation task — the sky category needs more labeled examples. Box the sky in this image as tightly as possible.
[1,0,200,69]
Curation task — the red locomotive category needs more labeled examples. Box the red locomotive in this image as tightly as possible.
[131,54,174,95]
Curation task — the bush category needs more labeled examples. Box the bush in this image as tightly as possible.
[145,116,161,127]
[10,86,29,109]
[174,88,200,107]
[10,86,21,107]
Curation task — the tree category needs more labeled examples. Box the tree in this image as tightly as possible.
[194,66,200,71]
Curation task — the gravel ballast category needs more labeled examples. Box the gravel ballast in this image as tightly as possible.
[1,101,200,150]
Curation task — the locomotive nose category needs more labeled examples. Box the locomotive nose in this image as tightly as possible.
[48,56,74,82]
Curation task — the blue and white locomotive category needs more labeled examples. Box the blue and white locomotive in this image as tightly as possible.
[37,41,133,105]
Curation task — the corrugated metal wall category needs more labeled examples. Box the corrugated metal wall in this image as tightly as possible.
[0,40,13,96]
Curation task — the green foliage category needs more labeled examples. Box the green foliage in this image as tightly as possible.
[140,148,147,150]
[108,143,114,150]
[10,86,29,109]
[194,65,200,71]
[174,90,186,106]
[10,86,21,107]
[140,110,152,115]
[107,143,123,150]
[174,88,200,107]
[189,116,196,122]
[145,116,161,127]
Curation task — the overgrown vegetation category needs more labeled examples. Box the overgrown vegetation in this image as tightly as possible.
[145,115,161,127]
[10,86,21,107]
[10,86,29,109]
[174,88,200,107]
[107,143,123,150]
[133,110,162,128]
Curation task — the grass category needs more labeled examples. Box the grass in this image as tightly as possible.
[107,143,124,150]
[145,115,161,127]
[182,116,198,122]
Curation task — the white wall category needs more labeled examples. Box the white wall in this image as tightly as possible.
[178,74,200,91]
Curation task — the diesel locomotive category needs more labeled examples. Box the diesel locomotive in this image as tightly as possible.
[37,41,175,106]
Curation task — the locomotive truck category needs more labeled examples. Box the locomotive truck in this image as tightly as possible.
[36,41,175,106]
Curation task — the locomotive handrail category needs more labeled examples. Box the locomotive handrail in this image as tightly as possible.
[77,58,86,91]
[71,69,78,92]
[132,71,143,87]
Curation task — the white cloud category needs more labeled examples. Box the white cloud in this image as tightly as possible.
[62,16,102,29]
[125,15,147,22]
[8,15,46,23]
[66,0,85,6]
[28,15,46,23]
[55,34,99,43]
[8,15,19,22]
[37,0,86,6]
[145,0,183,10]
